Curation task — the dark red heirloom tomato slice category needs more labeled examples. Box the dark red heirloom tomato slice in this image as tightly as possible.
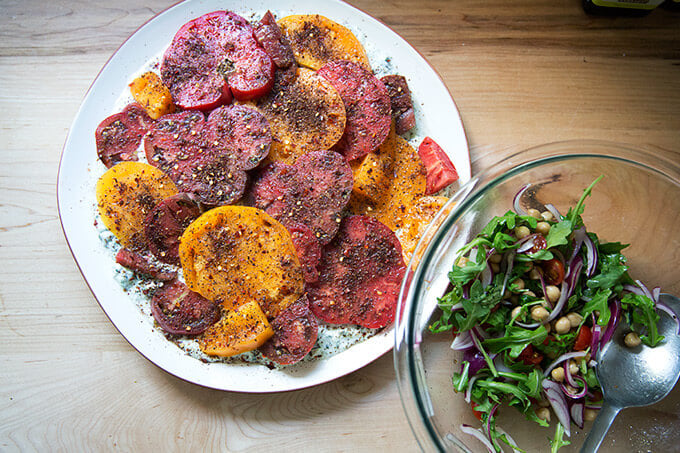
[150,279,220,336]
[573,325,592,351]
[115,248,176,281]
[260,295,319,365]
[285,222,322,284]
[251,150,353,245]
[542,258,565,285]
[144,193,201,265]
[317,60,391,161]
[253,10,295,69]
[307,215,406,329]
[95,103,153,168]
[517,344,544,366]
[417,137,459,195]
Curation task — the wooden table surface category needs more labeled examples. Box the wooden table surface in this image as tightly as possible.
[1,1,678,451]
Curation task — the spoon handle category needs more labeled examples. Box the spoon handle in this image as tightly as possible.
[579,402,621,453]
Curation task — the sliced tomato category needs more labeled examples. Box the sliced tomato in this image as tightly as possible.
[527,234,547,254]
[542,258,565,285]
[573,325,592,351]
[517,344,544,366]
[417,137,459,195]
[470,402,484,421]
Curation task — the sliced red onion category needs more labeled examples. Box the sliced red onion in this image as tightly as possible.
[569,227,586,265]
[590,324,602,357]
[542,379,572,437]
[563,360,577,388]
[623,284,644,296]
[543,351,588,377]
[450,302,463,312]
[585,404,602,410]
[516,234,538,253]
[460,425,495,453]
[464,349,488,376]
[600,299,621,346]
[513,184,531,216]
[652,287,661,303]
[473,326,490,340]
[481,262,493,287]
[544,203,562,221]
[635,279,654,301]
[515,320,542,329]
[565,256,583,299]
[500,251,516,296]
[656,301,680,335]
[570,402,585,429]
[451,331,474,350]
[464,373,484,403]
[545,279,570,324]
[561,375,588,399]
[588,360,597,368]
[485,403,500,446]
[583,234,598,277]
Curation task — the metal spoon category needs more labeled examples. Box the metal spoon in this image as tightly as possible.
[580,294,680,453]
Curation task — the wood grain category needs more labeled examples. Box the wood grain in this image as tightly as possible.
[0,1,678,451]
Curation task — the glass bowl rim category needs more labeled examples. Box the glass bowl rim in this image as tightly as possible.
[393,139,680,452]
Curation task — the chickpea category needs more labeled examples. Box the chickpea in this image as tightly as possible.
[536,407,551,422]
[531,306,549,322]
[545,285,561,303]
[551,367,565,382]
[584,409,598,422]
[489,253,503,264]
[537,399,550,407]
[503,289,512,299]
[554,316,571,334]
[525,290,537,297]
[514,225,531,239]
[566,312,583,328]
[524,261,534,272]
[541,210,555,222]
[491,262,500,274]
[535,221,551,235]
[512,278,525,291]
[527,208,541,219]
[569,360,580,375]
[528,268,542,280]
[511,306,523,319]
[624,331,642,348]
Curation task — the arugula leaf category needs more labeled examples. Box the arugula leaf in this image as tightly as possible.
[449,253,486,285]
[598,241,629,254]
[483,325,549,358]
[582,289,612,326]
[621,293,664,347]
[516,249,554,262]
[534,331,578,357]
[587,253,629,291]
[429,285,464,333]
[566,175,603,227]
[550,422,571,453]
[453,361,471,392]
[454,280,502,332]
[545,219,573,248]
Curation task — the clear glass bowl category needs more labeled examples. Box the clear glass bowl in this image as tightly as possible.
[395,140,680,452]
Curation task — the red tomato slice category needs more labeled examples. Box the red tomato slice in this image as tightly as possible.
[573,325,592,351]
[417,137,459,195]
[542,258,565,285]
[517,344,544,366]
[528,234,547,254]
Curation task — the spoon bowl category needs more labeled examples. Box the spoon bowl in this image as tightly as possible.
[580,294,680,452]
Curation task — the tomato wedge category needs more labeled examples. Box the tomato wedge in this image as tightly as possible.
[542,258,565,285]
[573,325,592,351]
[417,137,459,195]
[470,402,484,421]
[517,344,544,366]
